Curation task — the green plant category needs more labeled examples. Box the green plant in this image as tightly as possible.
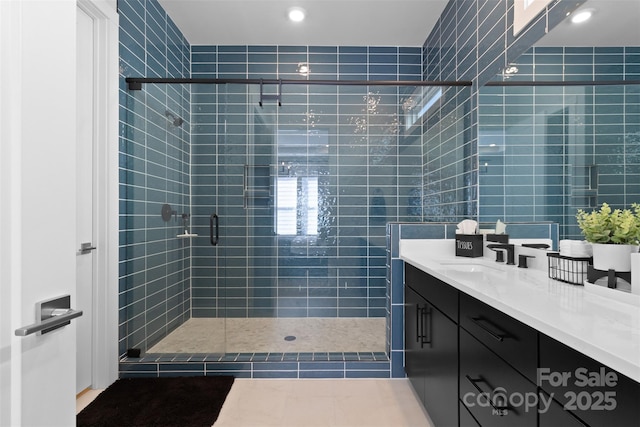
[576,203,640,245]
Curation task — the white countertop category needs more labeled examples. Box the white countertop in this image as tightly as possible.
[400,239,640,383]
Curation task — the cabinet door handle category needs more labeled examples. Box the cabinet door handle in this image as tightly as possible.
[416,304,422,343]
[464,375,509,415]
[421,305,432,346]
[470,316,508,342]
[416,304,420,343]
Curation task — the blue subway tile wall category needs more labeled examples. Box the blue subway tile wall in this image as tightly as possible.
[116,0,577,379]
[119,352,390,379]
[421,0,587,223]
[118,0,191,356]
[189,46,425,320]
[479,47,640,239]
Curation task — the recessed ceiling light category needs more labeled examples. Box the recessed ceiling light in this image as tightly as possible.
[288,7,306,22]
[297,62,310,76]
[570,9,593,24]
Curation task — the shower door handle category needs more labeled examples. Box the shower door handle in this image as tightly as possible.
[210,213,219,246]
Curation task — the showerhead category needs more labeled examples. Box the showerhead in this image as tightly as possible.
[165,110,184,127]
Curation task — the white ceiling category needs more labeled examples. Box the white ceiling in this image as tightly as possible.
[535,0,640,47]
[157,0,640,48]
[157,0,449,46]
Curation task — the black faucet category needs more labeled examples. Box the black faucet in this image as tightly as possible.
[487,243,515,265]
[518,254,535,268]
[521,243,550,249]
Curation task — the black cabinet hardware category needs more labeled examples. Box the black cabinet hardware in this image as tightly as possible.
[464,375,510,416]
[470,316,508,342]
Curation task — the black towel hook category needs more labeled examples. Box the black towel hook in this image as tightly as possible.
[259,78,282,107]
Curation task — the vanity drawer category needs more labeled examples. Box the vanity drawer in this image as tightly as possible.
[405,263,458,322]
[538,390,588,427]
[539,333,640,427]
[460,329,537,427]
[460,292,537,382]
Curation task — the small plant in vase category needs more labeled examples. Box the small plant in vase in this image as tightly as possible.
[576,203,640,272]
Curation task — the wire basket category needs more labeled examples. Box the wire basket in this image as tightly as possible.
[547,252,592,285]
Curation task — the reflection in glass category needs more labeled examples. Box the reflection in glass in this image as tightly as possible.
[478,83,640,240]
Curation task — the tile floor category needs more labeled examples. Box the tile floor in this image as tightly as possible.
[147,317,387,354]
[76,388,104,413]
[77,379,434,427]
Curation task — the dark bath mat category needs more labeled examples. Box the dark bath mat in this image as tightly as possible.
[77,376,235,427]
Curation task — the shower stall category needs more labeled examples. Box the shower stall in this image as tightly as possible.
[119,78,470,359]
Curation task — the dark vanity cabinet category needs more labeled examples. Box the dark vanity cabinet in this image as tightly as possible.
[459,293,538,383]
[459,293,538,427]
[404,286,428,403]
[403,262,640,427]
[405,264,459,427]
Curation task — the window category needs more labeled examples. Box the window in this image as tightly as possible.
[403,86,443,131]
[301,177,318,235]
[513,0,554,35]
[275,176,318,236]
[276,177,297,235]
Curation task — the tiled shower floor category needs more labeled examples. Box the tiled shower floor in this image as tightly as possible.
[147,317,387,354]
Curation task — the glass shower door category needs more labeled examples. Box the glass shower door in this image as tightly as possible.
[203,83,281,355]
[217,83,280,319]
[189,81,227,355]
[214,82,339,353]
[193,82,423,355]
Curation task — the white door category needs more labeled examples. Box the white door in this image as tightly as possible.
[0,1,79,426]
[76,4,95,394]
[1,0,119,423]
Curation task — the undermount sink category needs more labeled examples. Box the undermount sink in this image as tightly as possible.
[437,262,507,283]
[438,262,504,273]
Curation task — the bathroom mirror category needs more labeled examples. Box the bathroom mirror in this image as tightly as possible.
[478,1,640,240]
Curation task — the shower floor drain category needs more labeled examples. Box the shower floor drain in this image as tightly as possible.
[284,335,296,341]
